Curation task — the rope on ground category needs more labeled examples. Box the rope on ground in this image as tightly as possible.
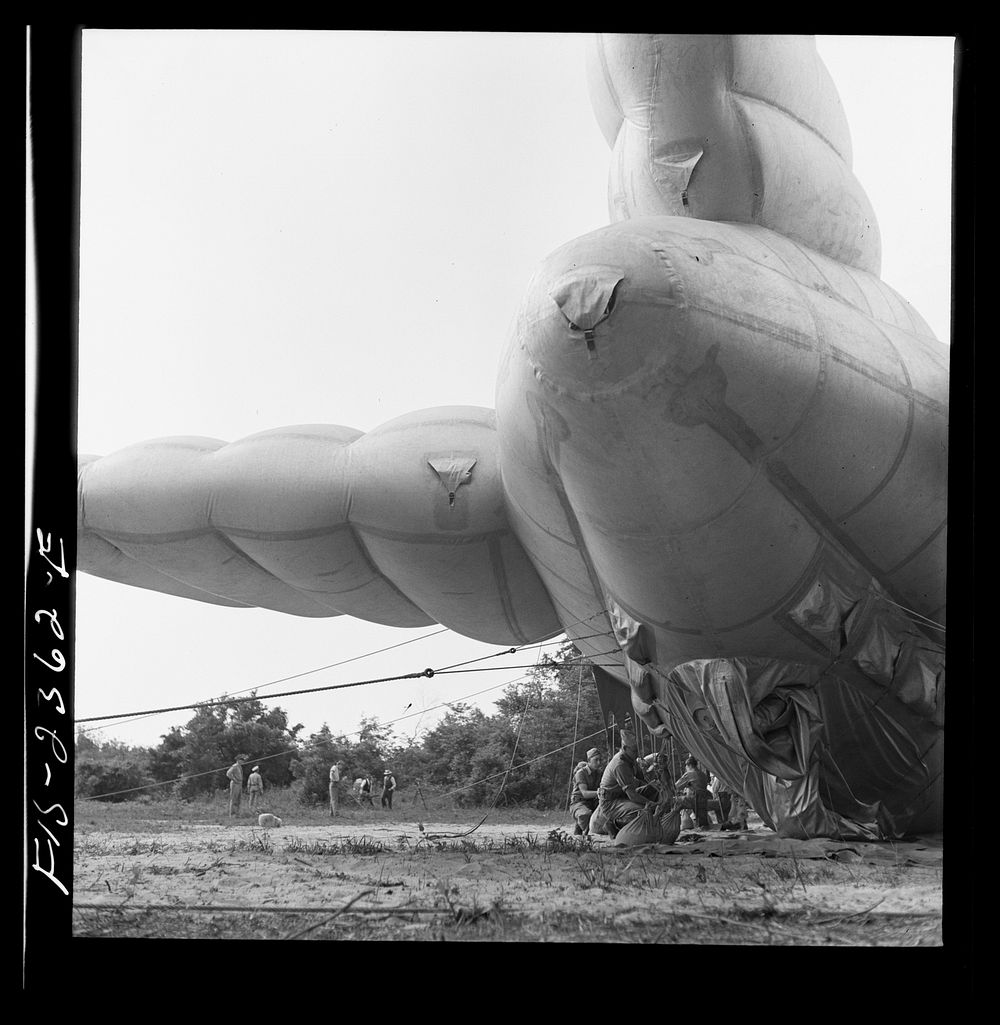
[421,684,534,841]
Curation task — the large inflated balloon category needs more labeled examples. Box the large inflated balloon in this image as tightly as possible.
[78,35,947,839]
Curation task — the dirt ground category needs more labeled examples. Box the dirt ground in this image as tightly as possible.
[72,810,943,944]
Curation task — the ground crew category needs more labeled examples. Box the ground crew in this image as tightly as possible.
[356,776,374,808]
[226,754,248,818]
[597,730,659,838]
[569,748,603,835]
[329,760,342,816]
[675,756,712,830]
[381,768,397,809]
[247,765,264,811]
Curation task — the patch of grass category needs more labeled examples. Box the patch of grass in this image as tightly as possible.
[227,831,274,854]
[544,827,592,852]
[285,836,393,856]
[75,794,573,831]
[75,836,169,856]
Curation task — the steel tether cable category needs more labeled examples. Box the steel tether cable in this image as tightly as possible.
[76,650,623,725]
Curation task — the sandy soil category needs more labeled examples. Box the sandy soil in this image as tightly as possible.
[72,812,942,944]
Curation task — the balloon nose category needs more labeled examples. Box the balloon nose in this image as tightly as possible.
[548,266,624,333]
[517,224,686,400]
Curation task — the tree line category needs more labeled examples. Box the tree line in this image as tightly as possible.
[75,642,613,809]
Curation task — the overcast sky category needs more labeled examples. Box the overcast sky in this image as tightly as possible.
[72,32,955,753]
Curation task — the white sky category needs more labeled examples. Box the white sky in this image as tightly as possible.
[73,32,955,751]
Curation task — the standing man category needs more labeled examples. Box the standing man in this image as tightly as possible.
[675,756,712,830]
[381,768,397,810]
[597,730,659,839]
[708,772,732,826]
[639,750,674,804]
[247,764,264,811]
[357,775,374,808]
[569,747,603,835]
[329,760,341,817]
[227,754,248,818]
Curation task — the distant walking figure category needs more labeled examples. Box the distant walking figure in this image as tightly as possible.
[227,754,248,818]
[247,765,264,810]
[329,761,341,816]
[381,769,397,809]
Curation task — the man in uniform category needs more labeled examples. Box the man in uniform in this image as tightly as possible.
[569,747,603,835]
[638,752,669,802]
[708,772,732,826]
[247,764,264,811]
[329,760,342,817]
[597,730,659,838]
[675,756,712,830]
[227,753,248,818]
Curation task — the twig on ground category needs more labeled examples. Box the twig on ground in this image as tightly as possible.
[293,857,324,876]
[672,909,777,934]
[282,889,375,940]
[815,896,886,926]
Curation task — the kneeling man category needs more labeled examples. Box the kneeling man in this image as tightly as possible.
[569,748,603,835]
[597,730,659,838]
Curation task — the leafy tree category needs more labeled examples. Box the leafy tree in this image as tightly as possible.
[289,717,417,807]
[75,731,100,757]
[148,726,186,785]
[151,693,303,800]
[350,716,396,780]
[109,642,612,810]
[420,703,505,806]
[76,759,153,802]
[388,736,433,803]
[74,732,155,802]
[489,643,607,809]
[289,723,353,806]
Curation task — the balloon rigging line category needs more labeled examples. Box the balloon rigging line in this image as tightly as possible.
[868,591,946,633]
[423,687,534,840]
[77,663,601,801]
[76,626,449,736]
[78,618,615,735]
[76,670,435,724]
[427,727,608,805]
[566,663,584,811]
[76,650,622,725]
[432,630,610,672]
[249,627,451,689]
